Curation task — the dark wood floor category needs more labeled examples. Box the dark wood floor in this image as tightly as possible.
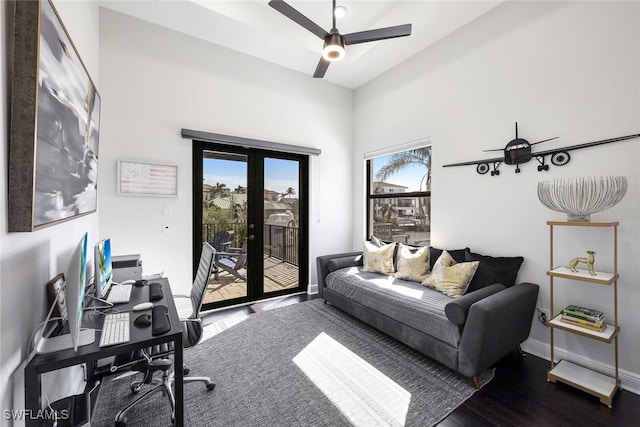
[202,294,639,426]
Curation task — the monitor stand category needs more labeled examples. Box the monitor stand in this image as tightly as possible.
[36,329,96,354]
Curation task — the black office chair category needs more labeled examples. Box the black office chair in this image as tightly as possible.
[114,242,217,426]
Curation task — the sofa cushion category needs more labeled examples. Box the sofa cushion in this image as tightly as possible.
[395,244,429,283]
[423,250,479,298]
[362,241,395,275]
[464,249,524,292]
[325,267,461,347]
[444,284,506,325]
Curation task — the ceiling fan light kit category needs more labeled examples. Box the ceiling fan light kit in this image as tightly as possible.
[322,33,345,61]
[268,0,411,78]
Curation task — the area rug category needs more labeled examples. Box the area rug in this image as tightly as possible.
[92,299,493,427]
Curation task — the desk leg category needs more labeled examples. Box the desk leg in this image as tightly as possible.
[174,334,183,427]
[24,365,41,427]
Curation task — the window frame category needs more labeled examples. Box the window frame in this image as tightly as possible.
[365,145,432,245]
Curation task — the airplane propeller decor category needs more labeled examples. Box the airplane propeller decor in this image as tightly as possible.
[443,123,640,176]
[268,0,412,78]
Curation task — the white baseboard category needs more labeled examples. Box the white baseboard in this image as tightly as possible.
[521,337,640,396]
[307,284,318,295]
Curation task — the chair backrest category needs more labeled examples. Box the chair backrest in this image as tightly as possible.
[190,242,216,319]
[210,230,231,253]
[233,240,248,270]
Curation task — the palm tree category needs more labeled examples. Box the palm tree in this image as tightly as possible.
[380,202,397,222]
[285,187,296,198]
[375,147,431,228]
[210,182,227,198]
[234,185,246,194]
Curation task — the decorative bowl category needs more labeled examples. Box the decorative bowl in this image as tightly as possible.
[537,176,628,222]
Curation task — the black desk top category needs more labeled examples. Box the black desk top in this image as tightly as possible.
[26,278,182,373]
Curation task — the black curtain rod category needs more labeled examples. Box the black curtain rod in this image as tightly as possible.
[181,128,321,156]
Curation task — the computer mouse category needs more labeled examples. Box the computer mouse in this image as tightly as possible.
[134,314,151,328]
[134,279,148,287]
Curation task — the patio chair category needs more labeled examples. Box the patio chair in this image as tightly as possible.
[209,230,233,253]
[113,242,217,426]
[217,239,248,281]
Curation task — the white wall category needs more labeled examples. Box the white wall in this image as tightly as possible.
[353,1,640,392]
[1,0,101,422]
[98,8,354,298]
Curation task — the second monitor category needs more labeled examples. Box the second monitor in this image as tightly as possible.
[94,238,113,299]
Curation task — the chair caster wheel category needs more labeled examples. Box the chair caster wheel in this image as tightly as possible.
[207,383,216,391]
[183,368,190,376]
[131,384,142,394]
[115,417,127,427]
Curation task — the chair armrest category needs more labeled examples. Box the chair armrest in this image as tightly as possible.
[445,284,505,325]
[457,282,539,378]
[316,252,363,298]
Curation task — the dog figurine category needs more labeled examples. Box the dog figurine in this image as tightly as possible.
[568,250,596,275]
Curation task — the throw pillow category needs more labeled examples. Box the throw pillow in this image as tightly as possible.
[395,244,430,283]
[369,235,383,247]
[464,249,524,293]
[362,241,395,275]
[429,247,468,271]
[422,250,479,298]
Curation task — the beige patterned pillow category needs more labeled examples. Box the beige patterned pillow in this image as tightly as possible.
[395,244,430,283]
[422,250,479,298]
[362,241,395,275]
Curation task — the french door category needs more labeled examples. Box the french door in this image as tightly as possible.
[193,141,308,310]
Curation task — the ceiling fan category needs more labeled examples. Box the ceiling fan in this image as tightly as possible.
[268,0,412,78]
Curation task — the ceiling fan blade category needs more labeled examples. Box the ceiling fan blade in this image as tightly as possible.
[268,0,329,40]
[343,23,412,45]
[313,57,330,78]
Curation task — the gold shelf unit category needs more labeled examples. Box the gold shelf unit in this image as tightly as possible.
[546,221,620,408]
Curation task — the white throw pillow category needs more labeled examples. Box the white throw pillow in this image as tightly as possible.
[422,250,479,298]
[395,244,430,283]
[362,241,395,275]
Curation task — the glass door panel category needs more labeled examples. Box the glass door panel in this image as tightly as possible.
[201,151,248,305]
[263,158,300,294]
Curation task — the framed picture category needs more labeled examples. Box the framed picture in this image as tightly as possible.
[8,0,101,232]
[117,160,178,197]
[46,273,67,327]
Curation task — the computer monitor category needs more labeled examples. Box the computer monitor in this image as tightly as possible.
[94,238,113,299]
[36,232,96,354]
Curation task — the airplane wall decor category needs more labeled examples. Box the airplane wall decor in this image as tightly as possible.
[442,123,640,176]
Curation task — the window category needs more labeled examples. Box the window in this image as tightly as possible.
[366,145,431,246]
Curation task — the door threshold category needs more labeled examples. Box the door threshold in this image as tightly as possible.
[201,292,307,314]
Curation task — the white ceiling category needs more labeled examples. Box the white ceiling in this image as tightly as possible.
[98,0,504,89]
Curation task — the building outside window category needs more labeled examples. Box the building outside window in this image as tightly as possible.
[366,144,431,246]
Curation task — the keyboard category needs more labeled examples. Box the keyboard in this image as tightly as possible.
[106,284,132,304]
[99,312,130,347]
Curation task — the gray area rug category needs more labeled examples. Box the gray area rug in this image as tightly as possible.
[92,299,493,426]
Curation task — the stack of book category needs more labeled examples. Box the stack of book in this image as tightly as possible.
[560,305,605,332]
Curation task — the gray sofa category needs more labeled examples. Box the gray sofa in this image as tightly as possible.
[316,249,539,387]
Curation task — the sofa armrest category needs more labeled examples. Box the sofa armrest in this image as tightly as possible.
[457,282,539,378]
[316,252,363,298]
[445,284,506,325]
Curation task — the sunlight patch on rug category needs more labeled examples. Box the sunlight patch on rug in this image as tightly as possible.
[200,313,249,343]
[293,332,411,427]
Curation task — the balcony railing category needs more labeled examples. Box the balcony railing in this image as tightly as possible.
[203,222,299,266]
[264,224,299,266]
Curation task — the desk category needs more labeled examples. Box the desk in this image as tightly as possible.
[24,279,183,426]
